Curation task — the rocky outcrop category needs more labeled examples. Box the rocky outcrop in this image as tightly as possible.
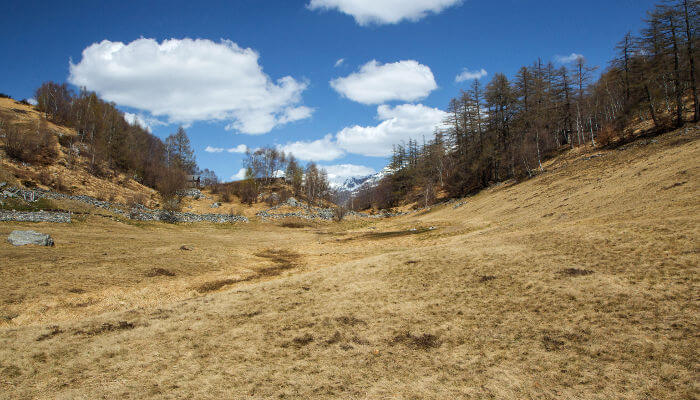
[7,230,55,246]
[177,188,204,199]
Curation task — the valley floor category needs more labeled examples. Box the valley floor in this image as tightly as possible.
[0,126,698,399]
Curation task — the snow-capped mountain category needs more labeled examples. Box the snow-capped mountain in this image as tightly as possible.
[335,166,392,194]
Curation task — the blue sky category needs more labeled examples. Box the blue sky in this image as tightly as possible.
[1,0,657,183]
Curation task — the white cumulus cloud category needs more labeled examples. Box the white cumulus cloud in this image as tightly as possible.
[308,0,463,25]
[455,68,487,82]
[336,103,447,157]
[69,38,312,135]
[555,53,584,64]
[335,58,345,67]
[204,146,225,153]
[227,144,248,153]
[205,144,249,154]
[280,134,346,162]
[230,168,248,181]
[331,60,437,105]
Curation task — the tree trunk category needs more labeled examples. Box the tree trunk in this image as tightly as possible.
[683,0,699,122]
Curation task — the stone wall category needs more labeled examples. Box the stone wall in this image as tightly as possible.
[0,185,248,224]
[0,211,71,223]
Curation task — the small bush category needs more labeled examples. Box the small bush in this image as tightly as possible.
[596,125,620,147]
[159,210,178,224]
[156,168,186,199]
[220,190,231,203]
[128,193,148,208]
[38,170,52,186]
[333,206,347,222]
[51,176,68,192]
[161,196,181,213]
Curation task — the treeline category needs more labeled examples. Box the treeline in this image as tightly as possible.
[19,82,200,197]
[216,146,332,205]
[351,0,698,210]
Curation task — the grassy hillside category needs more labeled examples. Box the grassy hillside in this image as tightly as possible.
[0,97,158,206]
[0,124,697,398]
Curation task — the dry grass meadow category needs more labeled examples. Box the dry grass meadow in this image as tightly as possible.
[0,126,698,399]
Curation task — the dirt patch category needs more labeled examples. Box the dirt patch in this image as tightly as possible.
[336,316,366,326]
[391,331,441,350]
[291,333,314,347]
[36,326,63,342]
[542,335,565,351]
[197,278,239,293]
[1,364,22,378]
[254,249,302,277]
[75,321,135,336]
[325,331,342,345]
[280,221,312,228]
[145,268,176,277]
[341,227,434,242]
[559,268,594,277]
[662,181,686,190]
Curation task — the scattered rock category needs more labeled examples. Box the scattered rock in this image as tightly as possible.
[210,202,220,208]
[7,230,54,247]
[180,245,193,251]
[177,188,203,198]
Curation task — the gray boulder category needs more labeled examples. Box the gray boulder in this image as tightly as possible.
[210,202,220,208]
[8,230,54,246]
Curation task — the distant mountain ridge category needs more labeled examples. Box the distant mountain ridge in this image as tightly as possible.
[335,166,391,194]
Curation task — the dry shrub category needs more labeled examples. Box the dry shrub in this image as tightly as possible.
[161,196,181,213]
[333,206,348,222]
[597,125,620,147]
[128,193,148,207]
[156,168,186,199]
[220,190,232,203]
[278,188,291,203]
[238,180,258,205]
[51,176,68,192]
[38,170,52,186]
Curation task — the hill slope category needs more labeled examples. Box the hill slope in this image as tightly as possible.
[0,124,697,399]
[0,97,158,206]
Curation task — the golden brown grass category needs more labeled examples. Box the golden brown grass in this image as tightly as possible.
[0,125,697,399]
